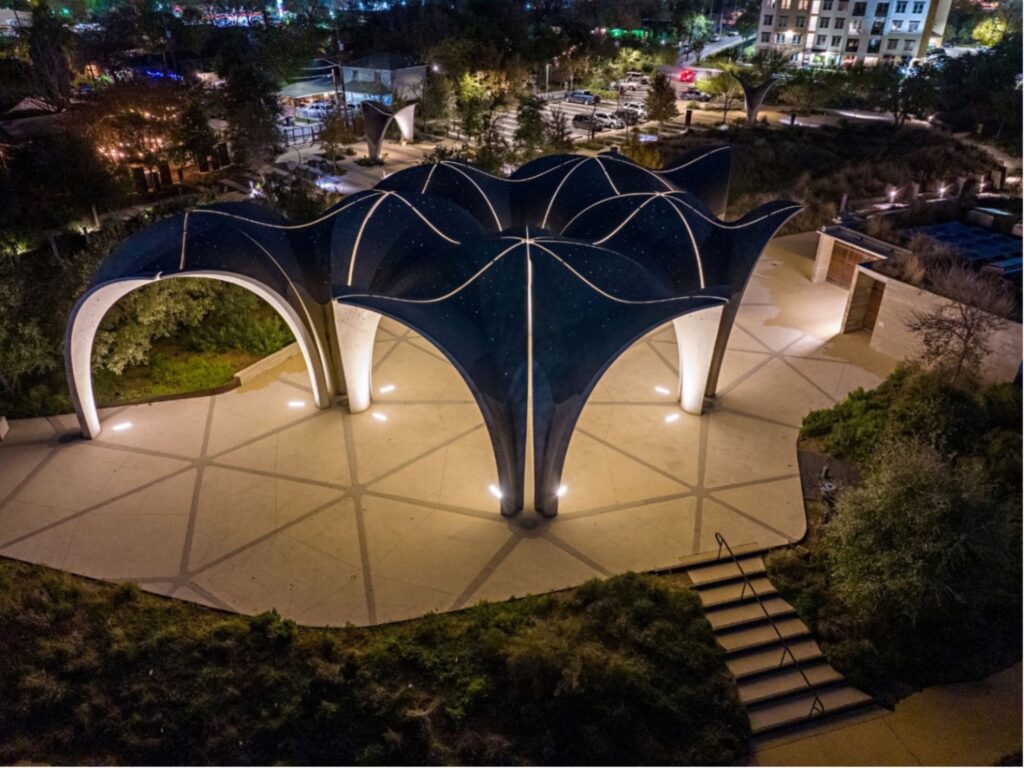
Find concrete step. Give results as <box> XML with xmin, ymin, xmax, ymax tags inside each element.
<box><xmin>748</xmin><ymin>683</ymin><xmax>874</xmax><ymax>735</ymax></box>
<box><xmin>727</xmin><ymin>637</ymin><xmax>825</xmax><ymax>680</ymax></box>
<box><xmin>705</xmin><ymin>595</ymin><xmax>795</xmax><ymax>631</ymax></box>
<box><xmin>672</xmin><ymin>541</ymin><xmax>771</xmax><ymax>571</ymax></box>
<box><xmin>738</xmin><ymin>660</ymin><xmax>844</xmax><ymax>706</ymax></box>
<box><xmin>687</xmin><ymin>554</ymin><xmax>767</xmax><ymax>587</ymax></box>
<box><xmin>717</xmin><ymin>615</ymin><xmax>811</xmax><ymax>653</ymax></box>
<box><xmin>694</xmin><ymin>575</ymin><xmax>777</xmax><ymax>608</ymax></box>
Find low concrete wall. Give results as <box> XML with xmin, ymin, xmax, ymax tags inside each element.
<box><xmin>813</xmin><ymin>226</ymin><xmax>913</xmax><ymax>285</ymax></box>
<box><xmin>853</xmin><ymin>268</ymin><xmax>1022</xmax><ymax>383</ymax></box>
<box><xmin>235</xmin><ymin>342</ymin><xmax>300</xmax><ymax>385</ymax></box>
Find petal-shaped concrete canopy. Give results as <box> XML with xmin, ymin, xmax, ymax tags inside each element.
<box><xmin>67</xmin><ymin>153</ymin><xmax>799</xmax><ymax>517</ymax></box>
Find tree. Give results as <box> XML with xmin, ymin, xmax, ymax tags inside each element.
<box><xmin>972</xmin><ymin>15</ymin><xmax>1009</xmax><ymax>46</ymax></box>
<box><xmin>906</xmin><ymin>266</ymin><xmax>1014</xmax><ymax>385</ymax></box>
<box><xmin>777</xmin><ymin>67</ymin><xmax>842</xmax><ymax>114</ymax></box>
<box><xmin>709</xmin><ymin>47</ymin><xmax>792</xmax><ymax>125</ymax></box>
<box><xmin>216</xmin><ymin>33</ymin><xmax>282</xmax><ymax>163</ymax></box>
<box><xmin>318</xmin><ymin>110</ymin><xmax>356</xmax><ymax>170</ymax></box>
<box><xmin>679</xmin><ymin>11</ymin><xmax>712</xmax><ymax>48</ymax></box>
<box><xmin>91</xmin><ymin>280</ymin><xmax>223</xmax><ymax>375</ymax></box>
<box><xmin>734</xmin><ymin>0</ymin><xmax>763</xmax><ymax>37</ymax></box>
<box><xmin>824</xmin><ymin>437</ymin><xmax>1000</xmax><ymax>628</ymax></box>
<box><xmin>27</xmin><ymin>2</ymin><xmax>73</xmax><ymax>111</ymax></box>
<box><xmin>172</xmin><ymin>91</ymin><xmax>218</xmax><ymax>167</ymax></box>
<box><xmin>419</xmin><ymin>68</ymin><xmax>452</xmax><ymax>131</ymax></box>
<box><xmin>861</xmin><ymin>62</ymin><xmax>938</xmax><ymax>128</ymax></box>
<box><xmin>514</xmin><ymin>94</ymin><xmax>546</xmax><ymax>159</ymax></box>
<box><xmin>454</xmin><ymin>73</ymin><xmax>491</xmax><ymax>142</ymax></box>
<box><xmin>472</xmin><ymin>112</ymin><xmax>513</xmax><ymax>174</ymax></box>
<box><xmin>946</xmin><ymin>0</ymin><xmax>985</xmax><ymax>43</ymax></box>
<box><xmin>543</xmin><ymin>107</ymin><xmax>574</xmax><ymax>151</ymax></box>
<box><xmin>0</xmin><ymin>257</ymin><xmax>56</xmax><ymax>397</ymax></box>
<box><xmin>700</xmin><ymin>72</ymin><xmax>743</xmax><ymax>124</ymax></box>
<box><xmin>645</xmin><ymin>71</ymin><xmax>678</xmax><ymax>125</ymax></box>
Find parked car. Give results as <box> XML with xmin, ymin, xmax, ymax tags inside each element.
<box><xmin>726</xmin><ymin>27</ymin><xmax>740</xmax><ymax>36</ymax></box>
<box><xmin>680</xmin><ymin>87</ymin><xmax>712</xmax><ymax>102</ymax></box>
<box><xmin>571</xmin><ymin>113</ymin><xmax>602</xmax><ymax>131</ymax></box>
<box><xmin>611</xmin><ymin>79</ymin><xmax>643</xmax><ymax>91</ymax></box>
<box><xmin>316</xmin><ymin>173</ymin><xmax>348</xmax><ymax>193</ymax></box>
<box><xmin>309</xmin><ymin>156</ymin><xmax>350</xmax><ymax>175</ymax></box>
<box><xmin>614</xmin><ymin>107</ymin><xmax>640</xmax><ymax>125</ymax></box>
<box><xmin>622</xmin><ymin>102</ymin><xmax>649</xmax><ymax>120</ymax></box>
<box><xmin>593</xmin><ymin>110</ymin><xmax>626</xmax><ymax>130</ymax></box>
<box><xmin>566</xmin><ymin>90</ymin><xmax>601</xmax><ymax>105</ymax></box>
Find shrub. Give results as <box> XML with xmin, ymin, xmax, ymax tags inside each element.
<box><xmin>0</xmin><ymin>567</ymin><xmax>748</xmax><ymax>765</ymax></box>
<box><xmin>776</xmin><ymin>367</ymin><xmax>1022</xmax><ymax>700</ymax></box>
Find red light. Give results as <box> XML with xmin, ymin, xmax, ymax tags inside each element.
<box><xmin>678</xmin><ymin>69</ymin><xmax>696</xmax><ymax>83</ymax></box>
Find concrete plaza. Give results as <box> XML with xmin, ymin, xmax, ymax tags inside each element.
<box><xmin>0</xmin><ymin>235</ymin><xmax>896</xmax><ymax>626</ymax></box>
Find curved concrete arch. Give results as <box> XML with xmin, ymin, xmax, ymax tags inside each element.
<box><xmin>66</xmin><ymin>271</ymin><xmax>332</xmax><ymax>439</ymax></box>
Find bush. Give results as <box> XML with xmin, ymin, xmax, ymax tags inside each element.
<box><xmin>774</xmin><ymin>367</ymin><xmax>1022</xmax><ymax>700</ymax></box>
<box><xmin>187</xmin><ymin>285</ymin><xmax>294</xmax><ymax>356</ymax></box>
<box><xmin>0</xmin><ymin>567</ymin><xmax>749</xmax><ymax>765</ymax></box>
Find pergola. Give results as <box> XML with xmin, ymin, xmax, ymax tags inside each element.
<box><xmin>66</xmin><ymin>149</ymin><xmax>799</xmax><ymax>517</ymax></box>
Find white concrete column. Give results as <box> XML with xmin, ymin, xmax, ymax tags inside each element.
<box><xmin>332</xmin><ymin>302</ymin><xmax>382</xmax><ymax>413</ymax></box>
<box><xmin>673</xmin><ymin>304</ymin><xmax>725</xmax><ymax>415</ymax></box>
<box><xmin>393</xmin><ymin>104</ymin><xmax>416</xmax><ymax>142</ymax></box>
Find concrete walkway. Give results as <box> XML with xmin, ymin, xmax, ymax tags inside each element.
<box><xmin>754</xmin><ymin>663</ymin><xmax>1023</xmax><ymax>766</ymax></box>
<box><xmin>0</xmin><ymin>235</ymin><xmax>896</xmax><ymax>626</ymax></box>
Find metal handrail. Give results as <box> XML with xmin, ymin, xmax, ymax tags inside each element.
<box><xmin>714</xmin><ymin>532</ymin><xmax>825</xmax><ymax>719</ymax></box>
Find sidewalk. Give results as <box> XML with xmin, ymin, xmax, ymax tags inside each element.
<box><xmin>753</xmin><ymin>663</ymin><xmax>1022</xmax><ymax>766</ymax></box>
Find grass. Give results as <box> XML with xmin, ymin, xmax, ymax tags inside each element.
<box><xmin>0</xmin><ymin>561</ymin><xmax>749</xmax><ymax>765</ymax></box>
<box><xmin>92</xmin><ymin>344</ymin><xmax>259</xmax><ymax>405</ymax></box>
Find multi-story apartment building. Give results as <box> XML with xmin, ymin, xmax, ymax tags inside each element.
<box><xmin>756</xmin><ymin>0</ymin><xmax>951</xmax><ymax>65</ymax></box>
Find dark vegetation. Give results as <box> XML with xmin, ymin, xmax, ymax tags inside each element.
<box><xmin>660</xmin><ymin>123</ymin><xmax>997</xmax><ymax>233</ymax></box>
<box><xmin>769</xmin><ymin>365</ymin><xmax>1022</xmax><ymax>703</ymax></box>
<box><xmin>0</xmin><ymin>564</ymin><xmax>748</xmax><ymax>765</ymax></box>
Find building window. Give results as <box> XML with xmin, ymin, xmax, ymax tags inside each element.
<box><xmin>867</xmin><ymin>37</ymin><xmax>881</xmax><ymax>52</ymax></box>
<box><xmin>819</xmin><ymin>16</ymin><xmax>830</xmax><ymax>27</ymax></box>
<box><xmin>835</xmin><ymin>16</ymin><xmax>846</xmax><ymax>26</ymax></box>
<box><xmin>904</xmin><ymin>37</ymin><xmax>915</xmax><ymax>48</ymax></box>
<box><xmin>875</xmin><ymin>2</ymin><xmax>890</xmax><ymax>14</ymax></box>
<box><xmin>793</xmin><ymin>33</ymin><xmax>803</xmax><ymax>43</ymax></box>
<box><xmin>871</xmin><ymin>20</ymin><xmax>884</xmax><ymax>33</ymax></box>
<box><xmin>912</xmin><ymin>1</ymin><xmax>924</xmax><ymax>11</ymax></box>
<box><xmin>764</xmin><ymin>13</ymin><xmax>774</xmax><ymax>24</ymax></box>
<box><xmin>776</xmin><ymin>32</ymin><xmax>787</xmax><ymax>43</ymax></box>
<box><xmin>761</xmin><ymin>31</ymin><xmax>771</xmax><ymax>41</ymax></box>
<box><xmin>892</xmin><ymin>18</ymin><xmax>903</xmax><ymax>28</ymax></box>
<box><xmin>908</xmin><ymin>19</ymin><xmax>919</xmax><ymax>30</ymax></box>
<box><xmin>832</xmin><ymin>34</ymin><xmax>842</xmax><ymax>45</ymax></box>
<box><xmin>846</xmin><ymin>36</ymin><xmax>860</xmax><ymax>50</ymax></box>
<box><xmin>887</xmin><ymin>37</ymin><xmax>898</xmax><ymax>48</ymax></box>
<box><xmin>895</xmin><ymin>0</ymin><xmax>907</xmax><ymax>10</ymax></box>
<box><xmin>816</xmin><ymin>34</ymin><xmax>827</xmax><ymax>45</ymax></box>
<box><xmin>852</xmin><ymin>1</ymin><xmax>867</xmax><ymax>14</ymax></box>
<box><xmin>851</xmin><ymin>18</ymin><xmax>863</xmax><ymax>30</ymax></box>
<box><xmin>822</xmin><ymin>0</ymin><xmax>834</xmax><ymax>8</ymax></box>
<box><xmin>779</xmin><ymin>14</ymin><xmax>789</xmax><ymax>25</ymax></box>
<box><xmin>796</xmin><ymin>15</ymin><xmax>806</xmax><ymax>26</ymax></box>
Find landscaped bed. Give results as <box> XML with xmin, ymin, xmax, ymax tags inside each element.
<box><xmin>765</xmin><ymin>365</ymin><xmax>1022</xmax><ymax>704</ymax></box>
<box><xmin>0</xmin><ymin>562</ymin><xmax>749</xmax><ymax>765</ymax></box>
